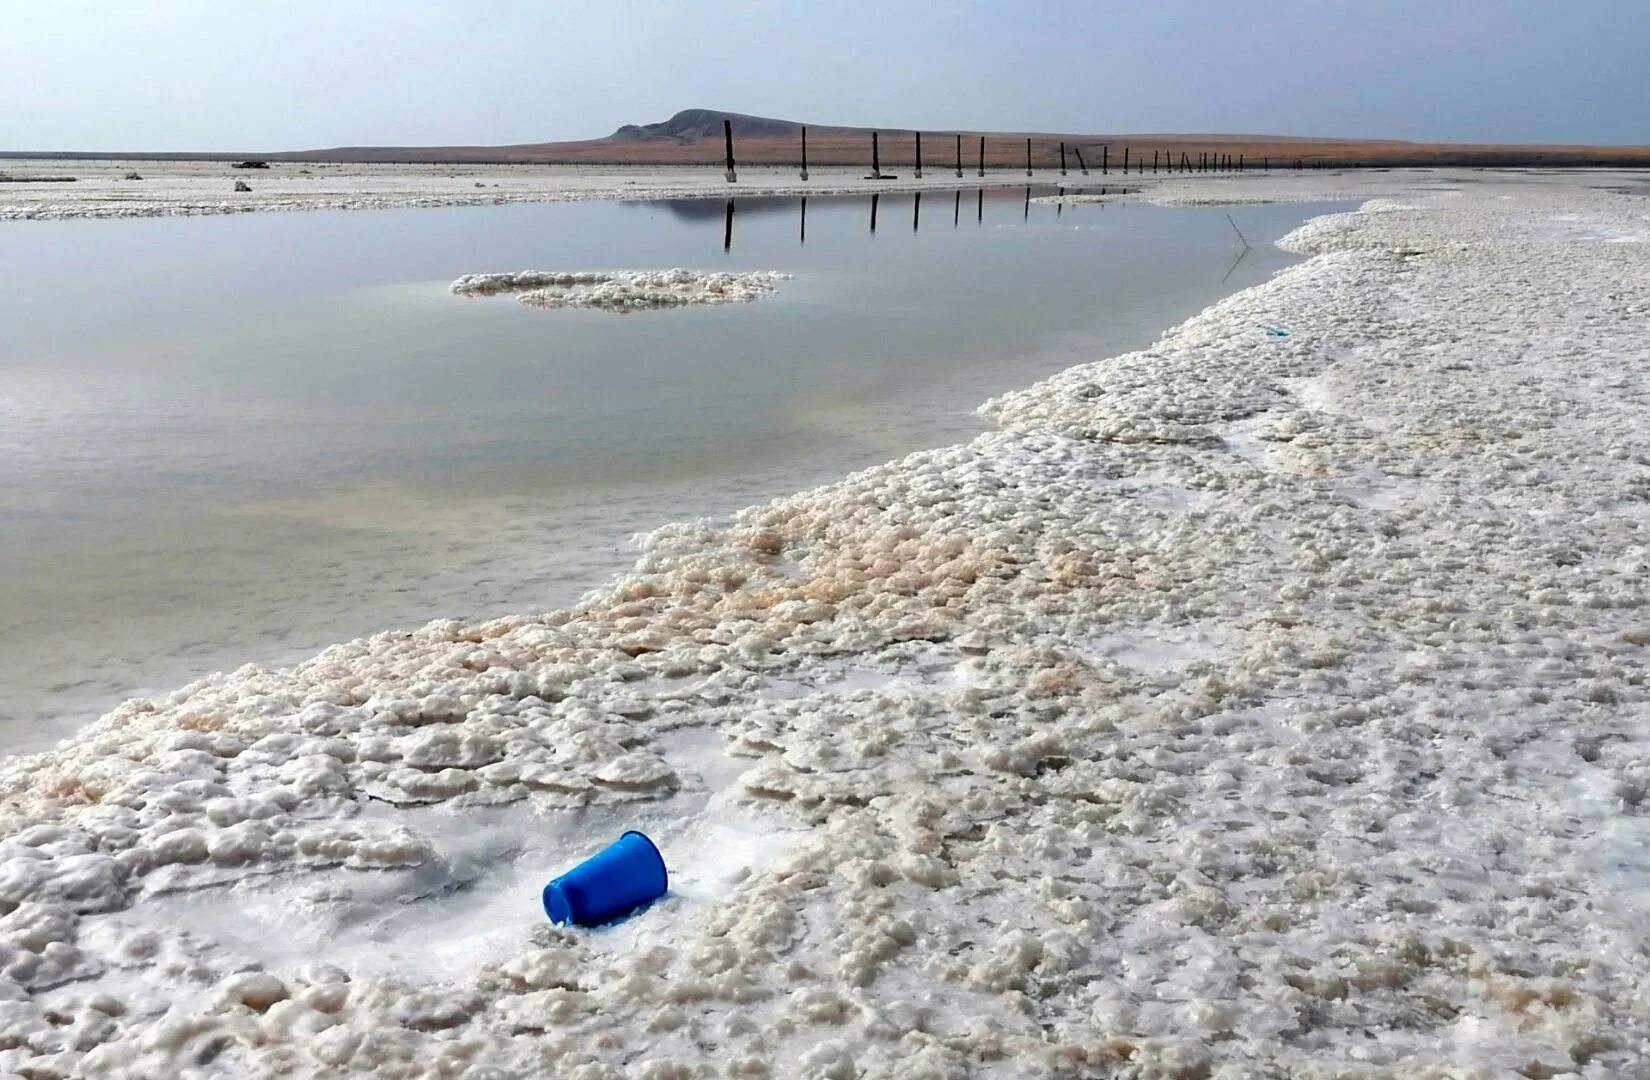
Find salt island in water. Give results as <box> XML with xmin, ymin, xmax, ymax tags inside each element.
<box><xmin>450</xmin><ymin>269</ymin><xmax>790</xmax><ymax>312</ymax></box>
<box><xmin>0</xmin><ymin>166</ymin><xmax>1647</xmax><ymax>1078</ymax></box>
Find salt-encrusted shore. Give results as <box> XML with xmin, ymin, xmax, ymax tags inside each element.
<box><xmin>0</xmin><ymin>161</ymin><xmax>1043</xmax><ymax>222</ymax></box>
<box><xmin>1</xmin><ymin>171</ymin><xmax>1648</xmax><ymax>1078</ymax></box>
<box><xmin>0</xmin><ymin>157</ymin><xmax>1531</xmax><ymax>222</ymax></box>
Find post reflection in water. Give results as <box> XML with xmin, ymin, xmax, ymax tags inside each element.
<box><xmin>704</xmin><ymin>188</ymin><xmax>1108</xmax><ymax>252</ymax></box>
<box><xmin>1057</xmin><ymin>186</ymin><xmax>1063</xmax><ymax>217</ymax></box>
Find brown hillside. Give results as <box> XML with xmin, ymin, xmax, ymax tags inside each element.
<box><xmin>272</xmin><ymin>109</ymin><xmax>1650</xmax><ymax>168</ymax></box>
<box><xmin>8</xmin><ymin>109</ymin><xmax>1648</xmax><ymax>168</ymax></box>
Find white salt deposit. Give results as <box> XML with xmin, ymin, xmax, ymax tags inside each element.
<box><xmin>1</xmin><ymin>169</ymin><xmax>1649</xmax><ymax>1076</ymax></box>
<box><xmin>0</xmin><ymin>158</ymin><xmax>1471</xmax><ymax>223</ymax></box>
<box><xmin>450</xmin><ymin>269</ymin><xmax>789</xmax><ymax>312</ymax></box>
<box><xmin>1031</xmin><ymin>192</ymin><xmax>1135</xmax><ymax>206</ymax></box>
<box><xmin>0</xmin><ymin>161</ymin><xmax>1039</xmax><ymax>222</ymax></box>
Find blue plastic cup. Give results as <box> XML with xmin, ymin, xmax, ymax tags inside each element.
<box><xmin>542</xmin><ymin>831</ymin><xmax>668</xmax><ymax>927</ymax></box>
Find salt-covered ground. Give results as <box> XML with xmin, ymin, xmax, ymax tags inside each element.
<box><xmin>3</xmin><ymin>170</ymin><xmax>1650</xmax><ymax>1077</ymax></box>
<box><xmin>0</xmin><ymin>161</ymin><xmax>1046</xmax><ymax>221</ymax></box>
<box><xmin>450</xmin><ymin>269</ymin><xmax>790</xmax><ymax>312</ymax></box>
<box><xmin>0</xmin><ymin>157</ymin><xmax>1553</xmax><ymax>222</ymax></box>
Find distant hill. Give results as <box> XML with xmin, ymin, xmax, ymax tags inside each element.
<box><xmin>7</xmin><ymin>109</ymin><xmax>1649</xmax><ymax>167</ymax></box>
<box><xmin>613</xmin><ymin>108</ymin><xmax>812</xmax><ymax>142</ymax></box>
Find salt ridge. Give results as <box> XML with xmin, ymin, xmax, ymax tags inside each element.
<box><xmin>0</xmin><ymin>171</ymin><xmax>1647</xmax><ymax>1077</ymax></box>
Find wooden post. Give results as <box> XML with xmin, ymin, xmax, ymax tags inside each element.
<box><xmin>914</xmin><ymin>131</ymin><xmax>923</xmax><ymax>180</ymax></box>
<box><xmin>955</xmin><ymin>133</ymin><xmax>963</xmax><ymax>178</ymax></box>
<box><xmin>1102</xmin><ymin>145</ymin><xmax>1108</xmax><ymax>174</ymax></box>
<box><xmin>1238</xmin><ymin>154</ymin><xmax>1243</xmax><ymax>172</ymax></box>
<box><xmin>872</xmin><ymin>131</ymin><xmax>882</xmax><ymax>179</ymax></box>
<box><xmin>1153</xmin><ymin>149</ymin><xmax>1159</xmax><ymax>174</ymax></box>
<box><xmin>1025</xmin><ymin>138</ymin><xmax>1032</xmax><ymax>177</ymax></box>
<box><xmin>799</xmin><ymin>126</ymin><xmax>809</xmax><ymax>181</ymax></box>
<box><xmin>1263</xmin><ymin>156</ymin><xmax>1268</xmax><ymax>172</ymax></box>
<box><xmin>723</xmin><ymin>198</ymin><xmax>734</xmax><ymax>250</ymax></box>
<box><xmin>1181</xmin><ymin>151</ymin><xmax>1190</xmax><ymax>172</ymax></box>
<box><xmin>1060</xmin><ymin>141</ymin><xmax>1067</xmax><ymax>176</ymax></box>
<box><xmin>978</xmin><ymin>135</ymin><xmax>986</xmax><ymax>178</ymax></box>
<box><xmin>723</xmin><ymin>119</ymin><xmax>737</xmax><ymax>183</ymax></box>
<box><xmin>1122</xmin><ymin>146</ymin><xmax>1129</xmax><ymax>174</ymax></box>
<box><xmin>1074</xmin><ymin>146</ymin><xmax>1088</xmax><ymax>175</ymax></box>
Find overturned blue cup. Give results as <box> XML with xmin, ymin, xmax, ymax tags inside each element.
<box><xmin>542</xmin><ymin>831</ymin><xmax>668</xmax><ymax>927</ymax></box>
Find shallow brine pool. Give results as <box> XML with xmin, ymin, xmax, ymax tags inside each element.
<box><xmin>0</xmin><ymin>190</ymin><xmax>1348</xmax><ymax>747</ymax></box>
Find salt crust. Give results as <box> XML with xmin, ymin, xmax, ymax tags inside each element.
<box><xmin>0</xmin><ymin>159</ymin><xmax>1499</xmax><ymax>223</ymax></box>
<box><xmin>450</xmin><ymin>269</ymin><xmax>789</xmax><ymax>312</ymax></box>
<box><xmin>1</xmin><ymin>171</ymin><xmax>1648</xmax><ymax>1077</ymax></box>
<box><xmin>0</xmin><ymin>162</ymin><xmax>1039</xmax><ymax>222</ymax></box>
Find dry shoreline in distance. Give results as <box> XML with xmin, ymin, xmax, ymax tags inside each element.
<box><xmin>7</xmin><ymin>107</ymin><xmax>1650</xmax><ymax>168</ymax></box>
<box><xmin>4</xmin><ymin>157</ymin><xmax>1646</xmax><ymax>224</ymax></box>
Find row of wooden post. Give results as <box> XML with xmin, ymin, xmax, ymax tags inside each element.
<box><xmin>722</xmin><ymin>119</ymin><xmax>1307</xmax><ymax>181</ymax></box>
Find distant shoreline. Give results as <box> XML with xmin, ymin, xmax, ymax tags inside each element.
<box><xmin>8</xmin><ymin>151</ymin><xmax>1649</xmax><ymax>168</ymax></box>
<box><xmin>4</xmin><ymin>160</ymin><xmax>1646</xmax><ymax>225</ymax></box>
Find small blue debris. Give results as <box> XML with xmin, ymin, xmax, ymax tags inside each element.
<box><xmin>1264</xmin><ymin>327</ymin><xmax>1291</xmax><ymax>340</ymax></box>
<box><xmin>543</xmin><ymin>831</ymin><xmax>668</xmax><ymax>927</ymax></box>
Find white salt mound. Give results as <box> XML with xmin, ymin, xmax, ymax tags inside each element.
<box><xmin>450</xmin><ymin>268</ymin><xmax>789</xmax><ymax>312</ymax></box>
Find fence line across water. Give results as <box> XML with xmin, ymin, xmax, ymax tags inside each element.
<box><xmin>719</xmin><ymin>125</ymin><xmax>1287</xmax><ymax>184</ymax></box>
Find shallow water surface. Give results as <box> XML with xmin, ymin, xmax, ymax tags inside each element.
<box><xmin>0</xmin><ymin>190</ymin><xmax>1348</xmax><ymax>746</ymax></box>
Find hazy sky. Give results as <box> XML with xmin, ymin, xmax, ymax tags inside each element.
<box><xmin>5</xmin><ymin>0</ymin><xmax>1646</xmax><ymax>151</ymax></box>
